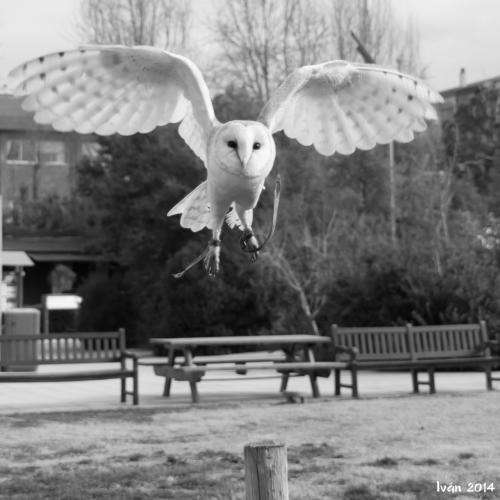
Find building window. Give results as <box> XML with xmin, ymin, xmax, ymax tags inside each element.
<box><xmin>38</xmin><ymin>141</ymin><xmax>67</xmax><ymax>165</ymax></box>
<box><xmin>5</xmin><ymin>139</ymin><xmax>67</xmax><ymax>165</ymax></box>
<box><xmin>6</xmin><ymin>139</ymin><xmax>36</xmax><ymax>163</ymax></box>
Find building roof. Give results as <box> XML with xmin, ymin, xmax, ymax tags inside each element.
<box><xmin>440</xmin><ymin>75</ymin><xmax>500</xmax><ymax>99</ymax></box>
<box><xmin>2</xmin><ymin>251</ymin><xmax>34</xmax><ymax>267</ymax></box>
<box><xmin>0</xmin><ymin>93</ymin><xmax>55</xmax><ymax>132</ymax></box>
<box><xmin>3</xmin><ymin>236</ymin><xmax>103</xmax><ymax>262</ymax></box>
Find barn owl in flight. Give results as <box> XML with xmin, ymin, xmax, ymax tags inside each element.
<box><xmin>9</xmin><ymin>46</ymin><xmax>442</xmax><ymax>276</ymax></box>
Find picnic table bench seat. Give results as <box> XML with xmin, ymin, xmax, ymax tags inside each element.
<box><xmin>138</xmin><ymin>350</ymin><xmax>287</xmax><ymax>367</ymax></box>
<box><xmin>331</xmin><ymin>321</ymin><xmax>500</xmax><ymax>395</ymax></box>
<box><xmin>0</xmin><ymin>330</ymin><xmax>138</xmax><ymax>405</ymax></box>
<box><xmin>156</xmin><ymin>361</ymin><xmax>348</xmax><ymax>378</ymax></box>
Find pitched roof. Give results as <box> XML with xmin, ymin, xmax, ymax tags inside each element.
<box><xmin>0</xmin><ymin>93</ymin><xmax>53</xmax><ymax>132</ymax></box>
<box><xmin>440</xmin><ymin>75</ymin><xmax>500</xmax><ymax>99</ymax></box>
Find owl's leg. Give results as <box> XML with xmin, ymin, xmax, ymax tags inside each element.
<box><xmin>204</xmin><ymin>208</ymin><xmax>226</xmax><ymax>277</ymax></box>
<box><xmin>235</xmin><ymin>205</ymin><xmax>260</xmax><ymax>262</ymax></box>
<box><xmin>204</xmin><ymin>229</ymin><xmax>221</xmax><ymax>277</ymax></box>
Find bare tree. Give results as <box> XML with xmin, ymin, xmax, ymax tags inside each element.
<box><xmin>211</xmin><ymin>0</ymin><xmax>330</xmax><ymax>104</ymax></box>
<box><xmin>263</xmin><ymin>211</ymin><xmax>339</xmax><ymax>335</ymax></box>
<box><xmin>78</xmin><ymin>0</ymin><xmax>192</xmax><ymax>52</ymax></box>
<box><xmin>330</xmin><ymin>0</ymin><xmax>421</xmax><ymax>73</ymax></box>
<box><xmin>211</xmin><ymin>0</ymin><xmax>421</xmax><ymax>104</ymax></box>
<box><xmin>212</xmin><ymin>0</ymin><xmax>281</xmax><ymax>104</ymax></box>
<box><xmin>281</xmin><ymin>0</ymin><xmax>330</xmax><ymax>73</ymax></box>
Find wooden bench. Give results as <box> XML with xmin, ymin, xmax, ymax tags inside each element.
<box><xmin>0</xmin><ymin>330</ymin><xmax>139</xmax><ymax>405</ymax></box>
<box><xmin>330</xmin><ymin>322</ymin><xmax>500</xmax><ymax>395</ymax></box>
<box><xmin>149</xmin><ymin>335</ymin><xmax>358</xmax><ymax>402</ymax></box>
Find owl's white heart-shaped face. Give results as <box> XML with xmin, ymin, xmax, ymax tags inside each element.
<box><xmin>210</xmin><ymin>121</ymin><xmax>276</xmax><ymax>178</ymax></box>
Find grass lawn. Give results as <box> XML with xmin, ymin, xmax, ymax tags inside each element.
<box><xmin>0</xmin><ymin>392</ymin><xmax>499</xmax><ymax>499</ymax></box>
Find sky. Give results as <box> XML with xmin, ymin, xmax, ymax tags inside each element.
<box><xmin>394</xmin><ymin>0</ymin><xmax>500</xmax><ymax>89</ymax></box>
<box><xmin>0</xmin><ymin>0</ymin><xmax>500</xmax><ymax>92</ymax></box>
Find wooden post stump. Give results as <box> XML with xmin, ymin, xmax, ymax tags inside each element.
<box><xmin>244</xmin><ymin>441</ymin><xmax>289</xmax><ymax>500</ymax></box>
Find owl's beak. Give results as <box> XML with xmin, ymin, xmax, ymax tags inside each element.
<box><xmin>238</xmin><ymin>143</ymin><xmax>253</xmax><ymax>169</ymax></box>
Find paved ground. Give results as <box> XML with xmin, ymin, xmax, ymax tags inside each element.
<box><xmin>0</xmin><ymin>363</ymin><xmax>495</xmax><ymax>414</ymax></box>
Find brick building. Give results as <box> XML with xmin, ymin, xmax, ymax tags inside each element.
<box><xmin>0</xmin><ymin>93</ymin><xmax>99</xmax><ymax>309</ymax></box>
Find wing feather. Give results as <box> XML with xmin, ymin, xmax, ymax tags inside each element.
<box><xmin>329</xmin><ymin>96</ymin><xmax>356</xmax><ymax>155</ymax></box>
<box><xmin>259</xmin><ymin>60</ymin><xmax>443</xmax><ymax>156</ymax></box>
<box><xmin>178</xmin><ymin>102</ymin><xmax>209</xmax><ymax>164</ymax></box>
<box><xmin>294</xmin><ymin>95</ymin><xmax>314</xmax><ymax>146</ymax></box>
<box><xmin>167</xmin><ymin>182</ymin><xmax>243</xmax><ymax>232</ymax></box>
<box><xmin>167</xmin><ymin>181</ymin><xmax>211</xmax><ymax>232</ymax></box>
<box><xmin>13</xmin><ymin>53</ymin><xmax>104</xmax><ymax>97</ymax></box>
<box><xmin>9</xmin><ymin>45</ymin><xmax>218</xmax><ymax>165</ymax></box>
<box><xmin>81</xmin><ymin>81</ymin><xmax>140</xmax><ymax>134</ymax></box>
<box><xmin>119</xmin><ymin>85</ymin><xmax>158</xmax><ymax>136</ymax></box>
<box><xmin>225</xmin><ymin>205</ymin><xmax>244</xmax><ymax>230</ymax></box>
<box><xmin>26</xmin><ymin>70</ymin><xmax>123</xmax><ymax>122</ymax></box>
<box><xmin>57</xmin><ymin>78</ymin><xmax>138</xmax><ymax>134</ymax></box>
<box><xmin>344</xmin><ymin>102</ymin><xmax>377</xmax><ymax>151</ymax></box>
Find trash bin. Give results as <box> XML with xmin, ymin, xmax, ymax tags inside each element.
<box><xmin>2</xmin><ymin>308</ymin><xmax>41</xmax><ymax>371</ymax></box>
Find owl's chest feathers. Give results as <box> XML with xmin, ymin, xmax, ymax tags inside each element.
<box><xmin>207</xmin><ymin>164</ymin><xmax>265</xmax><ymax>208</ymax></box>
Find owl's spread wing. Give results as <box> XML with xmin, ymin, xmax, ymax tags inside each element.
<box><xmin>258</xmin><ymin>61</ymin><xmax>443</xmax><ymax>156</ymax></box>
<box><xmin>8</xmin><ymin>45</ymin><xmax>217</xmax><ymax>164</ymax></box>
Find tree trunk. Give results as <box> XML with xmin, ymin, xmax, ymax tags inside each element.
<box><xmin>297</xmin><ymin>287</ymin><xmax>320</xmax><ymax>335</ymax></box>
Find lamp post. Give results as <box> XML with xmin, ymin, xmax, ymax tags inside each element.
<box><xmin>351</xmin><ymin>31</ymin><xmax>397</xmax><ymax>247</ymax></box>
<box><xmin>0</xmin><ymin>154</ymin><xmax>3</xmax><ymax>333</ymax></box>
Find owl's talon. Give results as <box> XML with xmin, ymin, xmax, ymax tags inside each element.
<box><xmin>204</xmin><ymin>239</ymin><xmax>221</xmax><ymax>276</ymax></box>
<box><xmin>240</xmin><ymin>230</ymin><xmax>260</xmax><ymax>262</ymax></box>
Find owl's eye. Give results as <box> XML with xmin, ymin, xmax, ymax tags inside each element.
<box><xmin>253</xmin><ymin>142</ymin><xmax>261</xmax><ymax>150</ymax></box>
<box><xmin>227</xmin><ymin>140</ymin><xmax>237</xmax><ymax>149</ymax></box>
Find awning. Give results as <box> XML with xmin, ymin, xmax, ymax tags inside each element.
<box><xmin>28</xmin><ymin>252</ymin><xmax>103</xmax><ymax>262</ymax></box>
<box><xmin>2</xmin><ymin>251</ymin><xmax>35</xmax><ymax>267</ymax></box>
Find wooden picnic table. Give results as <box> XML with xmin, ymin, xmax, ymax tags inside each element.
<box><xmin>149</xmin><ymin>335</ymin><xmax>337</xmax><ymax>402</ymax></box>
